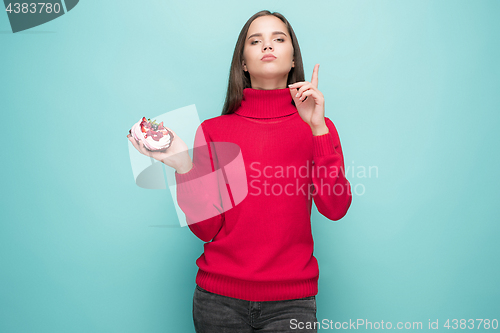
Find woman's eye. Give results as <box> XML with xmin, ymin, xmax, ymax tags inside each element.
<box><xmin>250</xmin><ymin>38</ymin><xmax>285</xmax><ymax>45</ymax></box>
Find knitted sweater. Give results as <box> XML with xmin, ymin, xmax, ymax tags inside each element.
<box><xmin>175</xmin><ymin>87</ymin><xmax>352</xmax><ymax>301</ymax></box>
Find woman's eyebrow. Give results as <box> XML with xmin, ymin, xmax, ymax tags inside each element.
<box><xmin>247</xmin><ymin>31</ymin><xmax>287</xmax><ymax>40</ymax></box>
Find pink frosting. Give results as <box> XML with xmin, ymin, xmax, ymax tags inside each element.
<box><xmin>131</xmin><ymin>119</ymin><xmax>173</xmax><ymax>151</ymax></box>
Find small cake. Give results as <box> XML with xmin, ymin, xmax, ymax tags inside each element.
<box><xmin>129</xmin><ymin>117</ymin><xmax>174</xmax><ymax>151</ymax></box>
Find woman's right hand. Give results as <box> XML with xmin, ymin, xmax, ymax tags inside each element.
<box><xmin>127</xmin><ymin>126</ymin><xmax>193</xmax><ymax>173</ymax></box>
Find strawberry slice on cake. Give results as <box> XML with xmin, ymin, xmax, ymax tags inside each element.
<box><xmin>129</xmin><ymin>117</ymin><xmax>174</xmax><ymax>151</ymax></box>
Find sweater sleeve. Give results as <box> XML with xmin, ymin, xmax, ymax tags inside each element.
<box><xmin>175</xmin><ymin>122</ymin><xmax>224</xmax><ymax>242</ymax></box>
<box><xmin>311</xmin><ymin>117</ymin><xmax>352</xmax><ymax>221</ymax></box>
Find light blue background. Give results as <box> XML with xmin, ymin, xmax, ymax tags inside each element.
<box><xmin>1</xmin><ymin>0</ymin><xmax>499</xmax><ymax>332</ymax></box>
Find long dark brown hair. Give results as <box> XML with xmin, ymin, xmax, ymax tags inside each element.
<box><xmin>221</xmin><ymin>10</ymin><xmax>305</xmax><ymax>116</ymax></box>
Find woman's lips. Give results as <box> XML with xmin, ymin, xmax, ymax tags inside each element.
<box><xmin>261</xmin><ymin>55</ymin><xmax>277</xmax><ymax>61</ymax></box>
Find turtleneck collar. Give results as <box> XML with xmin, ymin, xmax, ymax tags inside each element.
<box><xmin>234</xmin><ymin>87</ymin><xmax>298</xmax><ymax>119</ymax></box>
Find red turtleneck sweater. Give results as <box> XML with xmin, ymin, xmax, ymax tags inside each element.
<box><xmin>175</xmin><ymin>88</ymin><xmax>352</xmax><ymax>301</ymax></box>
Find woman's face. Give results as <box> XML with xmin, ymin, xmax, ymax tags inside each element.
<box><xmin>242</xmin><ymin>15</ymin><xmax>295</xmax><ymax>89</ymax></box>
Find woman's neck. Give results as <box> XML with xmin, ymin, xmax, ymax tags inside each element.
<box><xmin>234</xmin><ymin>87</ymin><xmax>298</xmax><ymax>119</ymax></box>
<box><xmin>248</xmin><ymin>75</ymin><xmax>289</xmax><ymax>90</ymax></box>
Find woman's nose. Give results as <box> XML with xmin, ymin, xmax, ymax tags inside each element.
<box><xmin>263</xmin><ymin>43</ymin><xmax>273</xmax><ymax>51</ymax></box>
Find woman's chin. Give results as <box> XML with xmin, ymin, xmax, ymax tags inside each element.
<box><xmin>252</xmin><ymin>69</ymin><xmax>290</xmax><ymax>80</ymax></box>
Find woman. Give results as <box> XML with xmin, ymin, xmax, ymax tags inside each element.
<box><xmin>128</xmin><ymin>10</ymin><xmax>352</xmax><ymax>333</ymax></box>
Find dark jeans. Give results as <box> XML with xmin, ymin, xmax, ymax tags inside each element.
<box><xmin>193</xmin><ymin>284</ymin><xmax>318</xmax><ymax>333</ymax></box>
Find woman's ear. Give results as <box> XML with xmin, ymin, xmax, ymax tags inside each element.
<box><xmin>292</xmin><ymin>59</ymin><xmax>295</xmax><ymax>68</ymax></box>
<box><xmin>242</xmin><ymin>60</ymin><xmax>247</xmax><ymax>72</ymax></box>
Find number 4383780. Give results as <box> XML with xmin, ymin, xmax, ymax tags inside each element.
<box><xmin>5</xmin><ymin>3</ymin><xmax>62</xmax><ymax>14</ymax></box>
<box><xmin>444</xmin><ymin>319</ymin><xmax>498</xmax><ymax>329</ymax></box>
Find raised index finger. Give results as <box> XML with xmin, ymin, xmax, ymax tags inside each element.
<box><xmin>311</xmin><ymin>64</ymin><xmax>319</xmax><ymax>88</ymax></box>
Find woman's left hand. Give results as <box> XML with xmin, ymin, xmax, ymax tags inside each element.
<box><xmin>289</xmin><ymin>64</ymin><xmax>329</xmax><ymax>136</ymax></box>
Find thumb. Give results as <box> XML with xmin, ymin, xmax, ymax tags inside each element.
<box><xmin>289</xmin><ymin>87</ymin><xmax>305</xmax><ymax>104</ymax></box>
<box><xmin>164</xmin><ymin>127</ymin><xmax>176</xmax><ymax>136</ymax></box>
<box><xmin>289</xmin><ymin>87</ymin><xmax>299</xmax><ymax>102</ymax></box>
